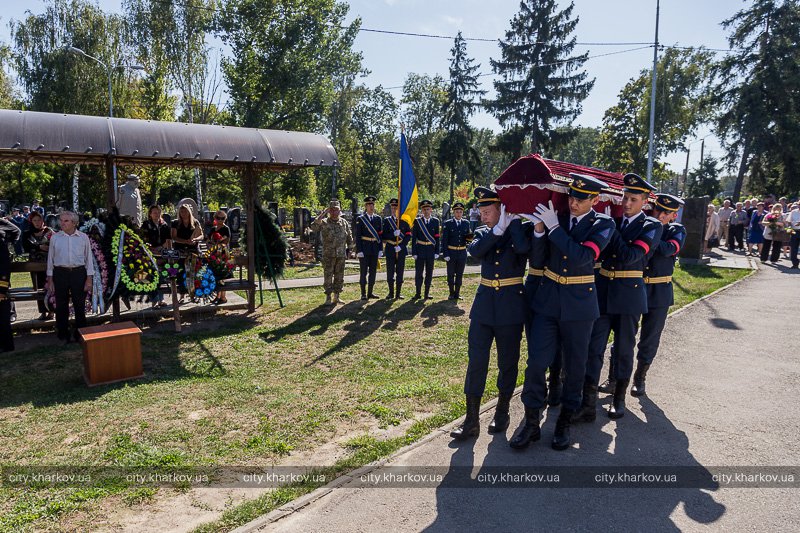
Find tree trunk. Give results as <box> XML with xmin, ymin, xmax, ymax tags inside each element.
<box><xmin>449</xmin><ymin>170</ymin><xmax>455</xmax><ymax>204</ymax></box>
<box><xmin>733</xmin><ymin>138</ymin><xmax>751</xmax><ymax>202</ymax></box>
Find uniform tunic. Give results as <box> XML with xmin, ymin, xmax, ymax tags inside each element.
<box><xmin>441</xmin><ymin>217</ymin><xmax>472</xmax><ymax>290</ymax></box>
<box><xmin>354</xmin><ymin>213</ymin><xmax>383</xmax><ymax>291</ymax></box>
<box><xmin>464</xmin><ymin>219</ymin><xmax>530</xmax><ymax>397</ymax></box>
<box><xmin>412</xmin><ymin>216</ymin><xmax>440</xmax><ymax>293</ymax></box>
<box><xmin>381</xmin><ymin>216</ymin><xmax>412</xmax><ymax>289</ymax></box>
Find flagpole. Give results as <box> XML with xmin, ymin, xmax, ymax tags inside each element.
<box><xmin>397</xmin><ymin>126</ymin><xmax>404</xmax><ymax>276</ymax></box>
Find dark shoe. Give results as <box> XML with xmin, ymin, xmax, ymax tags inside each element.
<box><xmin>395</xmin><ymin>293</ymin><xmax>404</xmax><ymax>299</ymax></box>
<box><xmin>450</xmin><ymin>395</ymin><xmax>482</xmax><ymax>440</ymax></box>
<box><xmin>509</xmin><ymin>407</ymin><xmax>541</xmax><ymax>449</ymax></box>
<box><xmin>385</xmin><ymin>288</ymin><xmax>394</xmax><ymax>299</ymax></box>
<box><xmin>37</xmin><ymin>312</ymin><xmax>49</xmax><ymax>321</ymax></box>
<box><xmin>361</xmin><ymin>293</ymin><xmax>368</xmax><ymax>301</ymax></box>
<box><xmin>631</xmin><ymin>362</ymin><xmax>651</xmax><ymax>397</ymax></box>
<box><xmin>368</xmin><ymin>293</ymin><xmax>379</xmax><ymax>299</ymax></box>
<box><xmin>608</xmin><ymin>379</ymin><xmax>630</xmax><ymax>419</ymax></box>
<box><xmin>424</xmin><ymin>288</ymin><xmax>432</xmax><ymax>300</ymax></box>
<box><xmin>552</xmin><ymin>408</ymin><xmax>574</xmax><ymax>451</ymax></box>
<box><xmin>487</xmin><ymin>394</ymin><xmax>513</xmax><ymax>433</ymax></box>
<box><xmin>547</xmin><ymin>371</ymin><xmax>562</xmax><ymax>407</ymax></box>
<box><xmin>412</xmin><ymin>292</ymin><xmax>421</xmax><ymax>300</ymax></box>
<box><xmin>454</xmin><ymin>286</ymin><xmax>463</xmax><ymax>300</ymax></box>
<box><xmin>571</xmin><ymin>382</ymin><xmax>598</xmax><ymax>423</ymax></box>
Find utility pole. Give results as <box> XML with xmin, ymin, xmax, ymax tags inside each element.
<box><xmin>699</xmin><ymin>138</ymin><xmax>705</xmax><ymax>165</ymax></box>
<box><xmin>646</xmin><ymin>0</ymin><xmax>660</xmax><ymax>181</ymax></box>
<box><xmin>682</xmin><ymin>147</ymin><xmax>690</xmax><ymax>193</ymax></box>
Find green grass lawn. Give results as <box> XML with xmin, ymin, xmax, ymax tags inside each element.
<box><xmin>0</xmin><ymin>264</ymin><xmax>751</xmax><ymax>532</ymax></box>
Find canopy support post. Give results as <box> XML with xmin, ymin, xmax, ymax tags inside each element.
<box><xmin>244</xmin><ymin>166</ymin><xmax>257</xmax><ymax>313</ymax></box>
<box><xmin>106</xmin><ymin>157</ymin><xmax>120</xmax><ymax>322</ymax></box>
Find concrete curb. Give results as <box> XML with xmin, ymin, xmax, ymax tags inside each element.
<box><xmin>232</xmin><ymin>263</ymin><xmax>759</xmax><ymax>533</ymax></box>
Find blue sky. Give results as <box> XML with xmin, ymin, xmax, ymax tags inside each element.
<box><xmin>1</xmin><ymin>0</ymin><xmax>745</xmax><ymax>173</ymax></box>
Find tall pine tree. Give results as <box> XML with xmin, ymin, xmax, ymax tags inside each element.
<box><xmin>713</xmin><ymin>0</ymin><xmax>800</xmax><ymax>198</ymax></box>
<box><xmin>438</xmin><ymin>32</ymin><xmax>485</xmax><ymax>202</ymax></box>
<box><xmin>488</xmin><ymin>0</ymin><xmax>593</xmax><ymax>160</ymax></box>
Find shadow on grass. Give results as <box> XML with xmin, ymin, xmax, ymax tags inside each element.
<box><xmin>421</xmin><ymin>300</ymin><xmax>466</xmax><ymax>328</ymax></box>
<box><xmin>678</xmin><ymin>264</ymin><xmax>723</xmax><ymax>279</ymax></box>
<box><xmin>0</xmin><ymin>314</ymin><xmax>257</xmax><ymax>409</ymax></box>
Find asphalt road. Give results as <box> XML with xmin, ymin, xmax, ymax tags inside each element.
<box><xmin>242</xmin><ymin>262</ymin><xmax>800</xmax><ymax>532</ymax></box>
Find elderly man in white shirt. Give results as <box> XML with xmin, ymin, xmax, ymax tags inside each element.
<box><xmin>787</xmin><ymin>203</ymin><xmax>800</xmax><ymax>269</ymax></box>
<box><xmin>46</xmin><ymin>211</ymin><xmax>95</xmax><ymax>343</ymax></box>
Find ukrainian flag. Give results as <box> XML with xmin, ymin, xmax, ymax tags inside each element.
<box><xmin>398</xmin><ymin>132</ymin><xmax>419</xmax><ymax>227</ymax></box>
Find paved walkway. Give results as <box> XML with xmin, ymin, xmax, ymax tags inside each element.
<box><xmin>239</xmin><ymin>260</ymin><xmax>799</xmax><ymax>532</ymax></box>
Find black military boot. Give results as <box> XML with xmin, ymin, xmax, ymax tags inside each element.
<box><xmin>487</xmin><ymin>393</ymin><xmax>513</xmax><ymax>433</ymax></box>
<box><xmin>448</xmin><ymin>283</ymin><xmax>455</xmax><ymax>300</ymax></box>
<box><xmin>368</xmin><ymin>283</ymin><xmax>379</xmax><ymax>299</ymax></box>
<box><xmin>631</xmin><ymin>362</ymin><xmax>651</xmax><ymax>397</ymax></box>
<box><xmin>413</xmin><ymin>286</ymin><xmax>422</xmax><ymax>299</ymax></box>
<box><xmin>608</xmin><ymin>379</ymin><xmax>630</xmax><ymax>419</ymax></box>
<box><xmin>450</xmin><ymin>395</ymin><xmax>482</xmax><ymax>440</ymax></box>
<box><xmin>454</xmin><ymin>284</ymin><xmax>463</xmax><ymax>300</ymax></box>
<box><xmin>395</xmin><ymin>283</ymin><xmax>404</xmax><ymax>299</ymax></box>
<box><xmin>509</xmin><ymin>407</ymin><xmax>540</xmax><ymax>449</ymax></box>
<box><xmin>385</xmin><ymin>287</ymin><xmax>395</xmax><ymax>299</ymax></box>
<box><xmin>360</xmin><ymin>285</ymin><xmax>367</xmax><ymax>301</ymax></box>
<box><xmin>571</xmin><ymin>381</ymin><xmax>598</xmax><ymax>423</ymax></box>
<box><xmin>424</xmin><ymin>286</ymin><xmax>433</xmax><ymax>300</ymax></box>
<box><xmin>547</xmin><ymin>371</ymin><xmax>562</xmax><ymax>407</ymax></box>
<box><xmin>598</xmin><ymin>363</ymin><xmax>616</xmax><ymax>394</ymax></box>
<box><xmin>551</xmin><ymin>408</ymin><xmax>574</xmax><ymax>451</ymax></box>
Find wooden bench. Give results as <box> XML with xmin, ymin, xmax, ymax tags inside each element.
<box><xmin>9</xmin><ymin>262</ymin><xmax>46</xmax><ymax>302</ymax></box>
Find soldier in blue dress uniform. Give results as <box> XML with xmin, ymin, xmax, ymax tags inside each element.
<box><xmin>451</xmin><ymin>187</ymin><xmax>530</xmax><ymax>440</ymax></box>
<box><xmin>354</xmin><ymin>195</ymin><xmax>383</xmax><ymax>300</ymax></box>
<box><xmin>381</xmin><ymin>198</ymin><xmax>412</xmax><ymax>299</ymax></box>
<box><xmin>574</xmin><ymin>173</ymin><xmax>663</xmax><ymax>422</ymax></box>
<box><xmin>510</xmin><ymin>175</ymin><xmax>615</xmax><ymax>450</ymax></box>
<box><xmin>632</xmin><ymin>193</ymin><xmax>686</xmax><ymax>397</ymax></box>
<box><xmin>441</xmin><ymin>202</ymin><xmax>473</xmax><ymax>300</ymax></box>
<box><xmin>412</xmin><ymin>200</ymin><xmax>440</xmax><ymax>300</ymax></box>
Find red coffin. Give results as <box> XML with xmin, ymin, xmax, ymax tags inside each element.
<box><xmin>494</xmin><ymin>154</ymin><xmax>626</xmax><ymax>218</ymax></box>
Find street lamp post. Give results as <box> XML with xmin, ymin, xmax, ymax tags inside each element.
<box><xmin>66</xmin><ymin>46</ymin><xmax>145</xmax><ymax>209</ymax></box>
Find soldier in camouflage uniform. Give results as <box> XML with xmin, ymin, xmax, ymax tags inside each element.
<box><xmin>310</xmin><ymin>200</ymin><xmax>354</xmax><ymax>305</ymax></box>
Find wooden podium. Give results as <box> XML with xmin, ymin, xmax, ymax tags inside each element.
<box><xmin>79</xmin><ymin>322</ymin><xmax>144</xmax><ymax>386</ymax></box>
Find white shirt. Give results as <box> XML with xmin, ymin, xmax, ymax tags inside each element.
<box><xmin>786</xmin><ymin>209</ymin><xmax>800</xmax><ymax>230</ymax></box>
<box><xmin>621</xmin><ymin>211</ymin><xmax>644</xmax><ymax>229</ymax></box>
<box><xmin>46</xmin><ymin>230</ymin><xmax>95</xmax><ymax>276</ymax></box>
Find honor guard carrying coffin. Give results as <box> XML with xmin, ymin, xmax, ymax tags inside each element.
<box><xmin>354</xmin><ymin>196</ymin><xmax>383</xmax><ymax>300</ymax></box>
<box><xmin>632</xmin><ymin>193</ymin><xmax>686</xmax><ymax>397</ymax></box>
<box><xmin>451</xmin><ymin>187</ymin><xmax>530</xmax><ymax>440</ymax></box>
<box><xmin>381</xmin><ymin>199</ymin><xmax>412</xmax><ymax>299</ymax></box>
<box><xmin>510</xmin><ymin>175</ymin><xmax>615</xmax><ymax>450</ymax></box>
<box><xmin>412</xmin><ymin>200</ymin><xmax>440</xmax><ymax>300</ymax></box>
<box><xmin>576</xmin><ymin>173</ymin><xmax>663</xmax><ymax>422</ymax></box>
<box><xmin>310</xmin><ymin>200</ymin><xmax>354</xmax><ymax>305</ymax></box>
<box><xmin>441</xmin><ymin>202</ymin><xmax>473</xmax><ymax>300</ymax></box>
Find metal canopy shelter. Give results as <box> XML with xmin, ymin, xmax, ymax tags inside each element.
<box><xmin>0</xmin><ymin>109</ymin><xmax>339</xmax><ymax>315</ymax></box>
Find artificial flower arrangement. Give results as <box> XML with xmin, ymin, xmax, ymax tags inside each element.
<box><xmin>183</xmin><ymin>255</ymin><xmax>217</xmax><ymax>303</ymax></box>
<box><xmin>80</xmin><ymin>218</ymin><xmax>109</xmax><ymax>314</ymax></box>
<box><xmin>111</xmin><ymin>224</ymin><xmax>160</xmax><ymax>296</ymax></box>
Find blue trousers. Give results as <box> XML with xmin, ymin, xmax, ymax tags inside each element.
<box><xmin>359</xmin><ymin>254</ymin><xmax>378</xmax><ymax>290</ymax></box>
<box><xmin>446</xmin><ymin>251</ymin><xmax>467</xmax><ymax>289</ymax></box>
<box><xmin>385</xmin><ymin>248</ymin><xmax>406</xmax><ymax>288</ymax></box>
<box><xmin>464</xmin><ymin>321</ymin><xmax>523</xmax><ymax>397</ymax></box>
<box><xmin>586</xmin><ymin>313</ymin><xmax>640</xmax><ymax>384</ymax></box>
<box><xmin>522</xmin><ymin>314</ymin><xmax>594</xmax><ymax>411</ymax></box>
<box><xmin>415</xmin><ymin>254</ymin><xmax>435</xmax><ymax>292</ymax></box>
<box><xmin>637</xmin><ymin>306</ymin><xmax>670</xmax><ymax>365</ymax></box>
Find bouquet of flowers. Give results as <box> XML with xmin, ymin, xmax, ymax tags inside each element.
<box><xmin>206</xmin><ymin>234</ymin><xmax>235</xmax><ymax>282</ymax></box>
<box><xmin>183</xmin><ymin>255</ymin><xmax>217</xmax><ymax>303</ymax></box>
<box><xmin>111</xmin><ymin>224</ymin><xmax>160</xmax><ymax>296</ymax></box>
<box><xmin>765</xmin><ymin>213</ymin><xmax>781</xmax><ymax>231</ymax></box>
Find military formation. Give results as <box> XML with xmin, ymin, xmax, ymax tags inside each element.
<box><xmin>312</xmin><ymin>195</ymin><xmax>473</xmax><ymax>303</ymax></box>
<box><xmin>450</xmin><ymin>174</ymin><xmax>686</xmax><ymax>453</ymax></box>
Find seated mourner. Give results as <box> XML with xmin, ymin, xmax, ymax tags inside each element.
<box><xmin>22</xmin><ymin>212</ymin><xmax>54</xmax><ymax>320</ymax></box>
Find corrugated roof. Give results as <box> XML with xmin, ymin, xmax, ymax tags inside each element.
<box><xmin>0</xmin><ymin>110</ymin><xmax>339</xmax><ymax>169</ymax></box>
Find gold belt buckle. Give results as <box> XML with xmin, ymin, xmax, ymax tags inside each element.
<box><xmin>607</xmin><ymin>270</ymin><xmax>616</xmax><ymax>279</ymax></box>
<box><xmin>558</xmin><ymin>275</ymin><xmax>567</xmax><ymax>284</ymax></box>
<box><xmin>491</xmin><ymin>279</ymin><xmax>500</xmax><ymax>288</ymax></box>
<box><xmin>643</xmin><ymin>276</ymin><xmax>650</xmax><ymax>283</ymax></box>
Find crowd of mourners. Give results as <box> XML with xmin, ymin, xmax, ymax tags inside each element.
<box><xmin>704</xmin><ymin>196</ymin><xmax>800</xmax><ymax>268</ymax></box>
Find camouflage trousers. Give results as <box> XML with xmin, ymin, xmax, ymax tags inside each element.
<box><xmin>322</xmin><ymin>256</ymin><xmax>346</xmax><ymax>295</ymax></box>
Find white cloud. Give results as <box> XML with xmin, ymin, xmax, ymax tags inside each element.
<box><xmin>443</xmin><ymin>15</ymin><xmax>464</xmax><ymax>27</ymax></box>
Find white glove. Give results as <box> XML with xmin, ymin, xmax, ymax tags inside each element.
<box><xmin>357</xmin><ymin>252</ymin><xmax>364</xmax><ymax>258</ymax></box>
<box><xmin>444</xmin><ymin>256</ymin><xmax>450</xmax><ymax>262</ymax></box>
<box><xmin>434</xmin><ymin>254</ymin><xmax>440</xmax><ymax>259</ymax></box>
<box><xmin>378</xmin><ymin>251</ymin><xmax>383</xmax><ymax>258</ymax></box>
<box><xmin>519</xmin><ymin>213</ymin><xmax>541</xmax><ymax>224</ymax></box>
<box><xmin>394</xmin><ymin>229</ymin><xmax>401</xmax><ymax>237</ymax></box>
<box><xmin>412</xmin><ymin>255</ymin><xmax>418</xmax><ymax>260</ymax></box>
<box><xmin>492</xmin><ymin>204</ymin><xmax>511</xmax><ymax>235</ymax></box>
<box><xmin>534</xmin><ymin>200</ymin><xmax>560</xmax><ymax>230</ymax></box>
<box><xmin>604</xmin><ymin>205</ymin><xmax>611</xmax><ymax>217</ymax></box>
<box><xmin>394</xmin><ymin>245</ymin><xmax>401</xmax><ymax>253</ymax></box>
